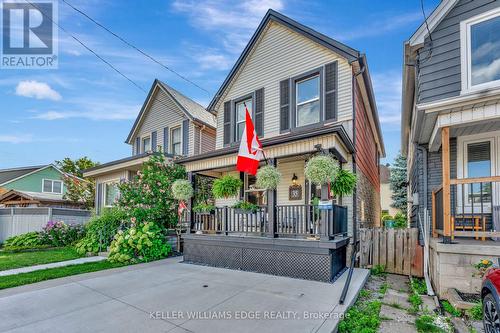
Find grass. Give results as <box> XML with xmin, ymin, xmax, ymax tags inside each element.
<box><xmin>0</xmin><ymin>260</ymin><xmax>126</xmax><ymax>290</ymax></box>
<box><xmin>441</xmin><ymin>300</ymin><xmax>462</xmax><ymax>317</ymax></box>
<box><xmin>410</xmin><ymin>277</ymin><xmax>427</xmax><ymax>295</ymax></box>
<box><xmin>467</xmin><ymin>302</ymin><xmax>483</xmax><ymax>321</ymax></box>
<box><xmin>0</xmin><ymin>247</ymin><xmax>82</xmax><ymax>271</ymax></box>
<box><xmin>370</xmin><ymin>264</ymin><xmax>387</xmax><ymax>276</ymax></box>
<box><xmin>338</xmin><ymin>299</ymin><xmax>382</xmax><ymax>333</ymax></box>
<box><xmin>415</xmin><ymin>314</ymin><xmax>448</xmax><ymax>333</ymax></box>
<box><xmin>379</xmin><ymin>282</ymin><xmax>389</xmax><ymax>295</ymax></box>
<box><xmin>408</xmin><ymin>293</ymin><xmax>423</xmax><ymax>314</ymax></box>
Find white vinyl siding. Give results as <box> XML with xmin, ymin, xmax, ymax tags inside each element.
<box><xmin>214</xmin><ymin>21</ymin><xmax>353</xmax><ymax>149</ymax></box>
<box><xmin>276</xmin><ymin>159</ymin><xmax>305</xmax><ymax>205</ymax></box>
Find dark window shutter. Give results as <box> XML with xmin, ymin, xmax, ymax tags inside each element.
<box><xmin>182</xmin><ymin>119</ymin><xmax>189</xmax><ymax>156</ymax></box>
<box><xmin>163</xmin><ymin>127</ymin><xmax>169</xmax><ymax>153</ymax></box>
<box><xmin>254</xmin><ymin>88</ymin><xmax>264</xmax><ymax>137</ymax></box>
<box><xmin>223</xmin><ymin>101</ymin><xmax>231</xmax><ymax>145</ymax></box>
<box><xmin>135</xmin><ymin>137</ymin><xmax>140</xmax><ymax>155</ymax></box>
<box><xmin>325</xmin><ymin>61</ymin><xmax>338</xmax><ymax>121</ymax></box>
<box><xmin>151</xmin><ymin>131</ymin><xmax>157</xmax><ymax>152</ymax></box>
<box><xmin>280</xmin><ymin>79</ymin><xmax>290</xmax><ymax>131</ymax></box>
<box><xmin>96</xmin><ymin>183</ymin><xmax>102</xmax><ymax>215</ymax></box>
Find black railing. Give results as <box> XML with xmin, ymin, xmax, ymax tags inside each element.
<box><xmin>191</xmin><ymin>207</ymin><xmax>268</xmax><ymax>236</ymax></box>
<box><xmin>276</xmin><ymin>204</ymin><xmax>319</xmax><ymax>237</ymax></box>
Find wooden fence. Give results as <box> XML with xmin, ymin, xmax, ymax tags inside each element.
<box><xmin>359</xmin><ymin>228</ymin><xmax>423</xmax><ymax>277</ymax></box>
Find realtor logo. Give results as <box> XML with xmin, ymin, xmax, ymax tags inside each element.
<box><xmin>1</xmin><ymin>0</ymin><xmax>58</xmax><ymax>69</ymax></box>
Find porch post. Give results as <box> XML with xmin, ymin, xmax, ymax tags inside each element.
<box><xmin>267</xmin><ymin>158</ymin><xmax>277</xmax><ymax>238</ymax></box>
<box><xmin>441</xmin><ymin>127</ymin><xmax>452</xmax><ymax>243</ymax></box>
<box><xmin>320</xmin><ymin>184</ymin><xmax>329</xmax><ymax>240</ymax></box>
<box><xmin>186</xmin><ymin>172</ymin><xmax>194</xmax><ymax>234</ymax></box>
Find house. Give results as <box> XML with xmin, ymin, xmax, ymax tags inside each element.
<box><xmin>83</xmin><ymin>79</ymin><xmax>217</xmax><ymax>214</ymax></box>
<box><xmin>0</xmin><ymin>164</ymin><xmax>82</xmax><ymax>208</ymax></box>
<box><xmin>402</xmin><ymin>0</ymin><xmax>500</xmax><ymax>295</ymax></box>
<box><xmin>177</xmin><ymin>10</ymin><xmax>385</xmax><ymax>282</ymax></box>
<box><xmin>380</xmin><ymin>164</ymin><xmax>399</xmax><ymax>219</ymax></box>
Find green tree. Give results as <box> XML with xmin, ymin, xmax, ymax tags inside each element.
<box><xmin>390</xmin><ymin>153</ymin><xmax>408</xmax><ymax>212</ymax></box>
<box><xmin>55</xmin><ymin>157</ymin><xmax>99</xmax><ymax>209</ymax></box>
<box><xmin>117</xmin><ymin>154</ymin><xmax>186</xmax><ymax>229</ymax></box>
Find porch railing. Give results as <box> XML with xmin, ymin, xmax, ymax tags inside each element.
<box><xmin>185</xmin><ymin>203</ymin><xmax>347</xmax><ymax>240</ymax></box>
<box><xmin>432</xmin><ymin>176</ymin><xmax>500</xmax><ymax>241</ymax></box>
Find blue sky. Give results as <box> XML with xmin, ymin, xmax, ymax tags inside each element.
<box><xmin>0</xmin><ymin>0</ymin><xmax>440</xmax><ymax>169</ymax></box>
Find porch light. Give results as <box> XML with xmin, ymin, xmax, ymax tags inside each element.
<box><xmin>292</xmin><ymin>173</ymin><xmax>298</xmax><ymax>185</ymax></box>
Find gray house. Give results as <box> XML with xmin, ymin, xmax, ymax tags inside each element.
<box><xmin>83</xmin><ymin>79</ymin><xmax>216</xmax><ymax>213</ymax></box>
<box><xmin>402</xmin><ymin>0</ymin><xmax>500</xmax><ymax>295</ymax></box>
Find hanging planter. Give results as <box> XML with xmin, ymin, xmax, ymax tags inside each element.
<box><xmin>256</xmin><ymin>165</ymin><xmax>281</xmax><ymax>190</ymax></box>
<box><xmin>171</xmin><ymin>179</ymin><xmax>193</xmax><ymax>201</ymax></box>
<box><xmin>193</xmin><ymin>203</ymin><xmax>216</xmax><ymax>215</ymax></box>
<box><xmin>304</xmin><ymin>155</ymin><xmax>339</xmax><ymax>186</ymax></box>
<box><xmin>330</xmin><ymin>169</ymin><xmax>357</xmax><ymax>197</ymax></box>
<box><xmin>212</xmin><ymin>175</ymin><xmax>242</xmax><ymax>199</ymax></box>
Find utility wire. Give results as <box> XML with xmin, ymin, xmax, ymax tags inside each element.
<box><xmin>24</xmin><ymin>0</ymin><xmax>147</xmax><ymax>93</ymax></box>
<box><xmin>60</xmin><ymin>0</ymin><xmax>211</xmax><ymax>95</ymax></box>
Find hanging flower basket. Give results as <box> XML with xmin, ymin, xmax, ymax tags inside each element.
<box><xmin>171</xmin><ymin>179</ymin><xmax>193</xmax><ymax>201</ymax></box>
<box><xmin>304</xmin><ymin>155</ymin><xmax>339</xmax><ymax>186</ymax></box>
<box><xmin>212</xmin><ymin>175</ymin><xmax>242</xmax><ymax>199</ymax></box>
<box><xmin>256</xmin><ymin>165</ymin><xmax>281</xmax><ymax>190</ymax></box>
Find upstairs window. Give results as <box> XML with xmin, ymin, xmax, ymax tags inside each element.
<box><xmin>295</xmin><ymin>74</ymin><xmax>320</xmax><ymax>127</ymax></box>
<box><xmin>235</xmin><ymin>98</ymin><xmax>252</xmax><ymax>141</ymax></box>
<box><xmin>42</xmin><ymin>179</ymin><xmax>63</xmax><ymax>194</ymax></box>
<box><xmin>462</xmin><ymin>8</ymin><xmax>500</xmax><ymax>91</ymax></box>
<box><xmin>142</xmin><ymin>136</ymin><xmax>151</xmax><ymax>153</ymax></box>
<box><xmin>171</xmin><ymin>127</ymin><xmax>182</xmax><ymax>155</ymax></box>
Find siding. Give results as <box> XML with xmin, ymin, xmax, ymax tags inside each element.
<box><xmin>200</xmin><ymin>128</ymin><xmax>216</xmax><ymax>154</ymax></box>
<box><xmin>417</xmin><ymin>0</ymin><xmax>498</xmax><ymax>103</ymax></box>
<box><xmin>276</xmin><ymin>159</ymin><xmax>305</xmax><ymax>205</ymax></box>
<box><xmin>3</xmin><ymin>166</ymin><xmax>66</xmax><ymax>194</ymax></box>
<box><xmin>214</xmin><ymin>21</ymin><xmax>353</xmax><ymax>149</ymax></box>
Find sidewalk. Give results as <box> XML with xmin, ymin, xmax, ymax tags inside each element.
<box><xmin>0</xmin><ymin>256</ymin><xmax>107</xmax><ymax>277</ymax></box>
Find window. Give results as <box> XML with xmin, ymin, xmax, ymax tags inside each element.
<box><xmin>461</xmin><ymin>8</ymin><xmax>500</xmax><ymax>91</ymax></box>
<box><xmin>296</xmin><ymin>74</ymin><xmax>320</xmax><ymax>127</ymax></box>
<box><xmin>235</xmin><ymin>98</ymin><xmax>252</xmax><ymax>141</ymax></box>
<box><xmin>142</xmin><ymin>136</ymin><xmax>151</xmax><ymax>153</ymax></box>
<box><xmin>42</xmin><ymin>179</ymin><xmax>63</xmax><ymax>194</ymax></box>
<box><xmin>171</xmin><ymin>127</ymin><xmax>182</xmax><ymax>155</ymax></box>
<box><xmin>104</xmin><ymin>182</ymin><xmax>120</xmax><ymax>207</ymax></box>
<box><xmin>467</xmin><ymin>141</ymin><xmax>492</xmax><ymax>203</ymax></box>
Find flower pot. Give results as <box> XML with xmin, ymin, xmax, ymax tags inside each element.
<box><xmin>234</xmin><ymin>209</ymin><xmax>256</xmax><ymax>215</ymax></box>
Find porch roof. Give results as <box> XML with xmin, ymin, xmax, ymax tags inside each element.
<box><xmin>178</xmin><ymin>125</ymin><xmax>353</xmax><ymax>172</ymax></box>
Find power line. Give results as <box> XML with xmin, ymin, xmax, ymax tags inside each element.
<box><xmin>60</xmin><ymin>0</ymin><xmax>211</xmax><ymax>95</ymax></box>
<box><xmin>23</xmin><ymin>0</ymin><xmax>147</xmax><ymax>93</ymax></box>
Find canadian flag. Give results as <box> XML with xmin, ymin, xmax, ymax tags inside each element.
<box><xmin>236</xmin><ymin>104</ymin><xmax>263</xmax><ymax>175</ymax></box>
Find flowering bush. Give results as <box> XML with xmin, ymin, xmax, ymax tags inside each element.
<box><xmin>256</xmin><ymin>165</ymin><xmax>281</xmax><ymax>190</ymax></box>
<box><xmin>40</xmin><ymin>221</ymin><xmax>85</xmax><ymax>247</ymax></box>
<box><xmin>304</xmin><ymin>155</ymin><xmax>339</xmax><ymax>186</ymax></box>
<box><xmin>118</xmin><ymin>154</ymin><xmax>186</xmax><ymax>228</ymax></box>
<box><xmin>108</xmin><ymin>220</ymin><xmax>171</xmax><ymax>263</ymax></box>
<box><xmin>212</xmin><ymin>175</ymin><xmax>242</xmax><ymax>199</ymax></box>
<box><xmin>171</xmin><ymin>179</ymin><xmax>193</xmax><ymax>201</ymax></box>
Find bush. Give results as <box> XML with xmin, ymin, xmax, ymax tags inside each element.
<box><xmin>171</xmin><ymin>179</ymin><xmax>193</xmax><ymax>201</ymax></box>
<box><xmin>304</xmin><ymin>155</ymin><xmax>339</xmax><ymax>186</ymax></box>
<box><xmin>108</xmin><ymin>221</ymin><xmax>171</xmax><ymax>264</ymax></box>
<box><xmin>74</xmin><ymin>208</ymin><xmax>127</xmax><ymax>255</ymax></box>
<box><xmin>393</xmin><ymin>212</ymin><xmax>407</xmax><ymax>229</ymax></box>
<box><xmin>2</xmin><ymin>232</ymin><xmax>45</xmax><ymax>250</ymax></box>
<box><xmin>39</xmin><ymin>221</ymin><xmax>85</xmax><ymax>247</ymax></box>
<box><xmin>212</xmin><ymin>175</ymin><xmax>242</xmax><ymax>199</ymax></box>
<box><xmin>255</xmin><ymin>165</ymin><xmax>281</xmax><ymax>190</ymax></box>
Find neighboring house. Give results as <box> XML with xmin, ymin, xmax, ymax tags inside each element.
<box><xmin>178</xmin><ymin>10</ymin><xmax>385</xmax><ymax>282</ymax></box>
<box><xmin>402</xmin><ymin>0</ymin><xmax>500</xmax><ymax>295</ymax></box>
<box><xmin>0</xmin><ymin>164</ymin><xmax>82</xmax><ymax>208</ymax></box>
<box><xmin>380</xmin><ymin>164</ymin><xmax>399</xmax><ymax>219</ymax></box>
<box><xmin>83</xmin><ymin>79</ymin><xmax>217</xmax><ymax>214</ymax></box>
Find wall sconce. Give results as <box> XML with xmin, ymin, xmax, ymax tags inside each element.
<box><xmin>292</xmin><ymin>173</ymin><xmax>298</xmax><ymax>185</ymax></box>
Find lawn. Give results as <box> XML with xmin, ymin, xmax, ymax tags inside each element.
<box><xmin>0</xmin><ymin>260</ymin><xmax>126</xmax><ymax>290</ymax></box>
<box><xmin>0</xmin><ymin>247</ymin><xmax>82</xmax><ymax>271</ymax></box>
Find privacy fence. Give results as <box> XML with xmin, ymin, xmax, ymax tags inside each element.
<box><xmin>0</xmin><ymin>207</ymin><xmax>91</xmax><ymax>243</ymax></box>
<box><xmin>359</xmin><ymin>228</ymin><xmax>423</xmax><ymax>277</ymax></box>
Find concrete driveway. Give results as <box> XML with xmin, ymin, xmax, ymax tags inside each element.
<box><xmin>0</xmin><ymin>257</ymin><xmax>368</xmax><ymax>333</ymax></box>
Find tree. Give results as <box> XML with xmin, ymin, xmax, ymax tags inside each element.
<box><xmin>390</xmin><ymin>152</ymin><xmax>408</xmax><ymax>213</ymax></box>
<box><xmin>55</xmin><ymin>157</ymin><xmax>99</xmax><ymax>209</ymax></box>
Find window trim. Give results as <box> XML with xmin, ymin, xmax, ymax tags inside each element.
<box><xmin>232</xmin><ymin>93</ymin><xmax>255</xmax><ymax>144</ymax></box>
<box><xmin>460</xmin><ymin>7</ymin><xmax>500</xmax><ymax>93</ymax></box>
<box><xmin>142</xmin><ymin>135</ymin><xmax>151</xmax><ymax>153</ymax></box>
<box><xmin>103</xmin><ymin>179</ymin><xmax>120</xmax><ymax>208</ymax></box>
<box><xmin>170</xmin><ymin>126</ymin><xmax>182</xmax><ymax>156</ymax></box>
<box><xmin>290</xmin><ymin>67</ymin><xmax>324</xmax><ymax>131</ymax></box>
<box><xmin>42</xmin><ymin>179</ymin><xmax>63</xmax><ymax>194</ymax></box>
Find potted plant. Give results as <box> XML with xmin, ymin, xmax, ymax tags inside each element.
<box><xmin>171</xmin><ymin>179</ymin><xmax>193</xmax><ymax>201</ymax></box>
<box><xmin>193</xmin><ymin>203</ymin><xmax>216</xmax><ymax>215</ymax></box>
<box><xmin>304</xmin><ymin>155</ymin><xmax>339</xmax><ymax>186</ymax></box>
<box><xmin>232</xmin><ymin>201</ymin><xmax>260</xmax><ymax>214</ymax></box>
<box><xmin>212</xmin><ymin>175</ymin><xmax>242</xmax><ymax>199</ymax></box>
<box><xmin>256</xmin><ymin>165</ymin><xmax>281</xmax><ymax>190</ymax></box>
<box><xmin>330</xmin><ymin>169</ymin><xmax>357</xmax><ymax>197</ymax></box>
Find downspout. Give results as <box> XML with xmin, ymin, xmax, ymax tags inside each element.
<box><xmin>340</xmin><ymin>60</ymin><xmax>365</xmax><ymax>304</ymax></box>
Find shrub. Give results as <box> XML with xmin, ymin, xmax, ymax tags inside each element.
<box><xmin>255</xmin><ymin>165</ymin><xmax>281</xmax><ymax>190</ymax></box>
<box><xmin>108</xmin><ymin>221</ymin><xmax>171</xmax><ymax>264</ymax></box>
<box><xmin>232</xmin><ymin>201</ymin><xmax>259</xmax><ymax>213</ymax></box>
<box><xmin>304</xmin><ymin>155</ymin><xmax>339</xmax><ymax>186</ymax></box>
<box><xmin>2</xmin><ymin>232</ymin><xmax>45</xmax><ymax>250</ymax></box>
<box><xmin>212</xmin><ymin>175</ymin><xmax>242</xmax><ymax>199</ymax></box>
<box><xmin>39</xmin><ymin>221</ymin><xmax>85</xmax><ymax>247</ymax></box>
<box><xmin>393</xmin><ymin>212</ymin><xmax>408</xmax><ymax>229</ymax></box>
<box><xmin>331</xmin><ymin>169</ymin><xmax>357</xmax><ymax>196</ymax></box>
<box><xmin>171</xmin><ymin>179</ymin><xmax>193</xmax><ymax>201</ymax></box>
<box><xmin>74</xmin><ymin>208</ymin><xmax>127</xmax><ymax>255</ymax></box>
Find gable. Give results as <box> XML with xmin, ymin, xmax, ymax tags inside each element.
<box><xmin>2</xmin><ymin>166</ymin><xmax>64</xmax><ymax>193</ymax></box>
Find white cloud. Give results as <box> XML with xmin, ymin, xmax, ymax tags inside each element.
<box><xmin>15</xmin><ymin>81</ymin><xmax>62</xmax><ymax>101</ymax></box>
<box><xmin>371</xmin><ymin>71</ymin><xmax>402</xmax><ymax>128</ymax></box>
<box><xmin>0</xmin><ymin>134</ymin><xmax>32</xmax><ymax>144</ymax></box>
<box><xmin>32</xmin><ymin>101</ymin><xmax>141</xmax><ymax>121</ymax></box>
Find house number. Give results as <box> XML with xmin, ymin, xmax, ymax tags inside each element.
<box><xmin>289</xmin><ymin>185</ymin><xmax>302</xmax><ymax>200</ymax></box>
